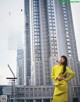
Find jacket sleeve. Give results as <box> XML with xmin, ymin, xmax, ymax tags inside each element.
<box><xmin>51</xmin><ymin>66</ymin><xmax>57</xmax><ymax>80</ymax></box>
<box><xmin>64</xmin><ymin>66</ymin><xmax>76</xmax><ymax>82</ymax></box>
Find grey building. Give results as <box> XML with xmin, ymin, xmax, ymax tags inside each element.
<box><xmin>24</xmin><ymin>0</ymin><xmax>80</xmax><ymax>85</ymax></box>
<box><xmin>17</xmin><ymin>49</ymin><xmax>24</xmax><ymax>85</ymax></box>
<box><xmin>0</xmin><ymin>85</ymin><xmax>80</xmax><ymax>102</ymax></box>
<box><xmin>24</xmin><ymin>0</ymin><xmax>31</xmax><ymax>85</ymax></box>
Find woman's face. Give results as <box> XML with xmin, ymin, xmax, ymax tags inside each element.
<box><xmin>59</xmin><ymin>57</ymin><xmax>65</xmax><ymax>64</ymax></box>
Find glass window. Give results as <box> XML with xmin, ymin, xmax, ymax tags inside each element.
<box><xmin>67</xmin><ymin>39</ymin><xmax>70</xmax><ymax>41</ymax></box>
<box><xmin>67</xmin><ymin>42</ymin><xmax>70</xmax><ymax>45</ymax></box>
<box><xmin>64</xmin><ymin>14</ymin><xmax>67</xmax><ymax>17</ymax></box>
<box><xmin>49</xmin><ymin>23</ymin><xmax>53</xmax><ymax>26</ymax></box>
<box><xmin>66</xmin><ymin>31</ymin><xmax>69</xmax><ymax>34</ymax></box>
<box><xmin>49</xmin><ymin>16</ymin><xmax>52</xmax><ymax>19</ymax></box>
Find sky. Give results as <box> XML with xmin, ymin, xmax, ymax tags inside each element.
<box><xmin>0</xmin><ymin>0</ymin><xmax>24</xmax><ymax>85</ymax></box>
<box><xmin>0</xmin><ymin>0</ymin><xmax>80</xmax><ymax>85</ymax></box>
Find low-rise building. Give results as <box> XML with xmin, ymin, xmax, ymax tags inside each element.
<box><xmin>0</xmin><ymin>85</ymin><xmax>80</xmax><ymax>102</ymax></box>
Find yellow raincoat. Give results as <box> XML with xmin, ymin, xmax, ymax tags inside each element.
<box><xmin>51</xmin><ymin>65</ymin><xmax>76</xmax><ymax>102</ymax></box>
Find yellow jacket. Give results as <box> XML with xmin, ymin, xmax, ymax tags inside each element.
<box><xmin>51</xmin><ymin>65</ymin><xmax>76</xmax><ymax>95</ymax></box>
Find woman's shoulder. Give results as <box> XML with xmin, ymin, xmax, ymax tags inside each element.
<box><xmin>54</xmin><ymin>64</ymin><xmax>59</xmax><ymax>67</ymax></box>
<box><xmin>66</xmin><ymin>66</ymin><xmax>72</xmax><ymax>71</ymax></box>
<box><xmin>52</xmin><ymin>64</ymin><xmax>59</xmax><ymax>68</ymax></box>
<box><xmin>66</xmin><ymin>66</ymin><xmax>70</xmax><ymax>69</ymax></box>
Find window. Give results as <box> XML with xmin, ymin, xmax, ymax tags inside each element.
<box><xmin>67</xmin><ymin>42</ymin><xmax>70</xmax><ymax>45</ymax></box>
<box><xmin>67</xmin><ymin>39</ymin><xmax>70</xmax><ymax>41</ymax></box>
<box><xmin>68</xmin><ymin>46</ymin><xmax>71</xmax><ymax>49</ymax></box>
<box><xmin>68</xmin><ymin>50</ymin><xmax>71</xmax><ymax>53</ymax></box>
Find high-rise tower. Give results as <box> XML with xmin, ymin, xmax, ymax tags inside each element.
<box><xmin>24</xmin><ymin>0</ymin><xmax>31</xmax><ymax>85</ymax></box>
<box><xmin>24</xmin><ymin>0</ymin><xmax>80</xmax><ymax>87</ymax></box>
<box><xmin>17</xmin><ymin>49</ymin><xmax>24</xmax><ymax>85</ymax></box>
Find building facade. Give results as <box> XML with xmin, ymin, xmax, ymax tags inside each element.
<box><xmin>17</xmin><ymin>49</ymin><xmax>24</xmax><ymax>85</ymax></box>
<box><xmin>24</xmin><ymin>0</ymin><xmax>80</xmax><ymax>101</ymax></box>
<box><xmin>24</xmin><ymin>0</ymin><xmax>31</xmax><ymax>85</ymax></box>
<box><xmin>24</xmin><ymin>0</ymin><xmax>80</xmax><ymax>85</ymax></box>
<box><xmin>0</xmin><ymin>85</ymin><xmax>80</xmax><ymax>102</ymax></box>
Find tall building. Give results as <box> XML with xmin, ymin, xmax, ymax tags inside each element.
<box><xmin>24</xmin><ymin>1</ymin><xmax>80</xmax><ymax>101</ymax></box>
<box><xmin>17</xmin><ymin>49</ymin><xmax>24</xmax><ymax>85</ymax></box>
<box><xmin>24</xmin><ymin>0</ymin><xmax>31</xmax><ymax>85</ymax></box>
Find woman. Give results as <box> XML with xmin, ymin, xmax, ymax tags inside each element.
<box><xmin>51</xmin><ymin>55</ymin><xmax>76</xmax><ymax>102</ymax></box>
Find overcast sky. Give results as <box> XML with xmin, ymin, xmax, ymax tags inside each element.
<box><xmin>0</xmin><ymin>0</ymin><xmax>24</xmax><ymax>85</ymax></box>
<box><xmin>0</xmin><ymin>0</ymin><xmax>80</xmax><ymax>85</ymax></box>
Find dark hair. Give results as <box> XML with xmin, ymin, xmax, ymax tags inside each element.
<box><xmin>61</xmin><ymin>55</ymin><xmax>68</xmax><ymax>74</ymax></box>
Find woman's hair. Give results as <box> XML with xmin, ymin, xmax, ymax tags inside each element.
<box><xmin>61</xmin><ymin>55</ymin><xmax>68</xmax><ymax>74</ymax></box>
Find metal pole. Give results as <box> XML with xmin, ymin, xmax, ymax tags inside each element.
<box><xmin>7</xmin><ymin>64</ymin><xmax>15</xmax><ymax>77</ymax></box>
<box><xmin>7</xmin><ymin>64</ymin><xmax>17</xmax><ymax>102</ymax></box>
<box><xmin>13</xmin><ymin>79</ymin><xmax>15</xmax><ymax>102</ymax></box>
